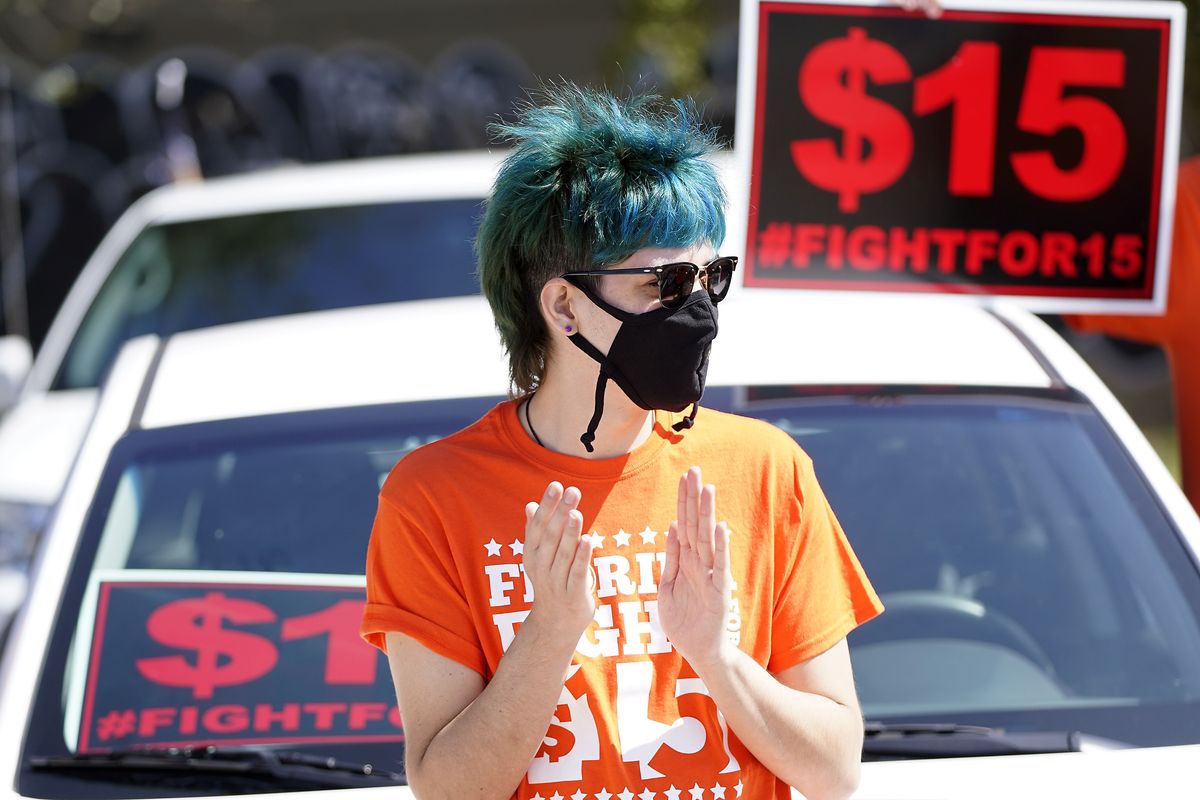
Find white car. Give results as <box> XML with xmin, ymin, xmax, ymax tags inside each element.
<box><xmin>1</xmin><ymin>289</ymin><xmax>1198</xmax><ymax>799</ymax></box>
<box><xmin>0</xmin><ymin>150</ymin><xmax>504</xmax><ymax>637</ymax></box>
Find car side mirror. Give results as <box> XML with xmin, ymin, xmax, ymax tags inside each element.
<box><xmin>0</xmin><ymin>335</ymin><xmax>32</xmax><ymax>412</ymax></box>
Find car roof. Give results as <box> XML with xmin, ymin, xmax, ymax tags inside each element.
<box><xmin>137</xmin><ymin>290</ymin><xmax>1053</xmax><ymax>430</ymax></box>
<box><xmin>125</xmin><ymin>148</ymin><xmax>742</xmax><ymax>226</ymax></box>
<box><xmin>132</xmin><ymin>150</ymin><xmax>507</xmax><ymax>225</ymax></box>
<box><xmin>117</xmin><ymin>148</ymin><xmax>744</xmax><ymax>225</ymax></box>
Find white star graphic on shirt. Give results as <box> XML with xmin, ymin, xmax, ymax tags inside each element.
<box><xmin>617</xmin><ymin>789</ymin><xmax>635</xmax><ymax>800</ymax></box>
<box><xmin>638</xmin><ymin>525</ymin><xmax>658</xmax><ymax>545</ymax></box>
<box><xmin>586</xmin><ymin>531</ymin><xmax>605</xmax><ymax>549</ymax></box>
<box><xmin>484</xmin><ymin>538</ymin><xmax>502</xmax><ymax>557</ymax></box>
<box><xmin>549</xmin><ymin>793</ymin><xmax>564</xmax><ymax>800</ymax></box>
<box><xmin>711</xmin><ymin>784</ymin><xmax>727</xmax><ymax>800</ymax></box>
<box><xmin>613</xmin><ymin>529</ymin><xmax>632</xmax><ymax>547</ymax></box>
<box><xmin>595</xmin><ymin>790</ymin><xmax>613</xmax><ymax>800</ymax></box>
<box><xmin>530</xmin><ymin>794</ymin><xmax>544</xmax><ymax>800</ymax></box>
<box><xmin>663</xmin><ymin>788</ymin><xmax>682</xmax><ymax>800</ymax></box>
<box><xmin>570</xmin><ymin>791</ymin><xmax>587</xmax><ymax>800</ymax></box>
<box><xmin>508</xmin><ymin>539</ymin><xmax>524</xmax><ymax>556</ymax></box>
<box><xmin>688</xmin><ymin>784</ymin><xmax>705</xmax><ymax>800</ymax></box>
<box><xmin>733</xmin><ymin>781</ymin><xmax>743</xmax><ymax>797</ymax></box>
<box><xmin>638</xmin><ymin>789</ymin><xmax>657</xmax><ymax>800</ymax></box>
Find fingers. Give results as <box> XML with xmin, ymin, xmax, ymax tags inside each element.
<box><xmin>566</xmin><ymin>510</ymin><xmax>595</xmax><ymax>585</ymax></box>
<box><xmin>697</xmin><ymin>482</ymin><xmax>716</xmax><ymax>568</ymax></box>
<box><xmin>897</xmin><ymin>0</ymin><xmax>942</xmax><ymax>17</ymax></box>
<box><xmin>714</xmin><ymin>521</ymin><xmax>730</xmax><ymax>576</ymax></box>
<box><xmin>566</xmin><ymin>525</ymin><xmax>595</xmax><ymax>594</ymax></box>
<box><xmin>685</xmin><ymin>468</ymin><xmax>701</xmax><ymax>545</ymax></box>
<box><xmin>523</xmin><ymin>481</ymin><xmax>596</xmax><ymax>635</ymax></box>
<box><xmin>525</xmin><ymin>481</ymin><xmax>564</xmax><ymax>550</ymax></box>
<box><xmin>547</xmin><ymin>487</ymin><xmax>582</xmax><ymax>575</ymax></box>
<box><xmin>673</xmin><ymin>467</ymin><xmax>718</xmax><ymax>564</ymax></box>
<box><xmin>526</xmin><ymin>481</ymin><xmax>582</xmax><ymax>572</ymax></box>
<box><xmin>675</xmin><ymin>466</ymin><xmax>703</xmax><ymax>550</ymax></box>
<box><xmin>676</xmin><ymin>473</ymin><xmax>689</xmax><ymax>550</ymax></box>
<box><xmin>662</xmin><ymin>521</ymin><xmax>681</xmax><ymax>586</ymax></box>
<box><xmin>552</xmin><ymin>506</ymin><xmax>585</xmax><ymax>582</ymax></box>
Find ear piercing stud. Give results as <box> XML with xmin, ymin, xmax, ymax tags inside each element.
<box><xmin>565</xmin><ymin>325</ymin><xmax>574</xmax><ymax>333</ymax></box>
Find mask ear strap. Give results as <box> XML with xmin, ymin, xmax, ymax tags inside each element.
<box><xmin>567</xmin><ymin>333</ymin><xmax>610</xmax><ymax>453</ymax></box>
<box><xmin>671</xmin><ymin>342</ymin><xmax>710</xmax><ymax>432</ymax></box>
<box><xmin>581</xmin><ymin>370</ymin><xmax>609</xmax><ymax>453</ymax></box>
<box><xmin>672</xmin><ymin>400</ymin><xmax>700</xmax><ymax>432</ymax></box>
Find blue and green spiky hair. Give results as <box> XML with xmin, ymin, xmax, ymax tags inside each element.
<box><xmin>476</xmin><ymin>82</ymin><xmax>727</xmax><ymax>395</ymax></box>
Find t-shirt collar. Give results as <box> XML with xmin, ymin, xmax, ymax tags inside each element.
<box><xmin>496</xmin><ymin>398</ymin><xmax>680</xmax><ymax>481</ymax></box>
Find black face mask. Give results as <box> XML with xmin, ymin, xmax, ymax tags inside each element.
<box><xmin>565</xmin><ymin>281</ymin><xmax>719</xmax><ymax>452</ymax></box>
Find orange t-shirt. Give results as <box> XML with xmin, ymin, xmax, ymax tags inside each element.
<box><xmin>362</xmin><ymin>400</ymin><xmax>883</xmax><ymax>800</ymax></box>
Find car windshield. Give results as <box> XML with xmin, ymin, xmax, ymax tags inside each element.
<box><xmin>54</xmin><ymin>198</ymin><xmax>484</xmax><ymax>391</ymax></box>
<box><xmin>19</xmin><ymin>390</ymin><xmax>1200</xmax><ymax>797</ymax></box>
<box><xmin>755</xmin><ymin>389</ymin><xmax>1200</xmax><ymax>733</ymax></box>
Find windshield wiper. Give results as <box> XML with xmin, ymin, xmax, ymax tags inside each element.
<box><xmin>863</xmin><ymin>721</ymin><xmax>1132</xmax><ymax>760</ymax></box>
<box><xmin>30</xmin><ymin>745</ymin><xmax>405</xmax><ymax>789</ymax></box>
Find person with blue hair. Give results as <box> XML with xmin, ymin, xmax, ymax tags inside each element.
<box><xmin>362</xmin><ymin>83</ymin><xmax>883</xmax><ymax>800</ymax></box>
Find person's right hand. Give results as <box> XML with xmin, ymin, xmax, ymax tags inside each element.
<box><xmin>522</xmin><ymin>482</ymin><xmax>596</xmax><ymax>640</ymax></box>
<box><xmin>895</xmin><ymin>0</ymin><xmax>942</xmax><ymax>17</ymax></box>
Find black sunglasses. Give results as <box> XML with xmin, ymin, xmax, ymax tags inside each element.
<box><xmin>563</xmin><ymin>256</ymin><xmax>738</xmax><ymax>310</ymax></box>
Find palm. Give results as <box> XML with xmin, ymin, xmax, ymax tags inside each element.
<box><xmin>659</xmin><ymin>546</ymin><xmax>728</xmax><ymax>645</ymax></box>
<box><xmin>657</xmin><ymin>467</ymin><xmax>733</xmax><ymax>664</ymax></box>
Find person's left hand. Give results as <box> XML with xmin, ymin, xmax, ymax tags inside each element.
<box><xmin>657</xmin><ymin>466</ymin><xmax>734</xmax><ymax>668</ymax></box>
<box><xmin>895</xmin><ymin>0</ymin><xmax>942</xmax><ymax>17</ymax></box>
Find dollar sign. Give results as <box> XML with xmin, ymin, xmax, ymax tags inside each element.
<box><xmin>137</xmin><ymin>592</ymin><xmax>278</xmax><ymax>699</ymax></box>
<box><xmin>790</xmin><ymin>26</ymin><xmax>914</xmax><ymax>213</ymax></box>
<box><xmin>534</xmin><ymin>704</ymin><xmax>576</xmax><ymax>763</ymax></box>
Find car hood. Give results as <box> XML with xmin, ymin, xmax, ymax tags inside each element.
<box><xmin>0</xmin><ymin>390</ymin><xmax>98</xmax><ymax>506</ymax></box>
<box><xmin>4</xmin><ymin>746</ymin><xmax>1195</xmax><ymax>800</ymax></box>
<box><xmin>855</xmin><ymin>743</ymin><xmax>1200</xmax><ymax>798</ymax></box>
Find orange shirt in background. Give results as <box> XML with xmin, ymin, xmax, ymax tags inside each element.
<box><xmin>362</xmin><ymin>400</ymin><xmax>883</xmax><ymax>800</ymax></box>
<box><xmin>1066</xmin><ymin>155</ymin><xmax>1200</xmax><ymax>509</ymax></box>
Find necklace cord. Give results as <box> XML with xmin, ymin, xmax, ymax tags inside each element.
<box><xmin>524</xmin><ymin>394</ymin><xmax>544</xmax><ymax>447</ymax></box>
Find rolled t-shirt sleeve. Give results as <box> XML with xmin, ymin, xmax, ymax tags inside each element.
<box><xmin>768</xmin><ymin>450</ymin><xmax>885</xmax><ymax>674</ymax></box>
<box><xmin>361</xmin><ymin>492</ymin><xmax>487</xmax><ymax>676</ymax></box>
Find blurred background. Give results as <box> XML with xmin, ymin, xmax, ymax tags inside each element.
<box><xmin>0</xmin><ymin>0</ymin><xmax>1194</xmax><ymax>474</ymax></box>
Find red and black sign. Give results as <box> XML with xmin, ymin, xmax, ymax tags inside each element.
<box><xmin>743</xmin><ymin>1</ymin><xmax>1182</xmax><ymax>305</ymax></box>
<box><xmin>76</xmin><ymin>578</ymin><xmax>401</xmax><ymax>752</ymax></box>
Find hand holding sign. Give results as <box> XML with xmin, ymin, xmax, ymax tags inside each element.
<box><xmin>894</xmin><ymin>0</ymin><xmax>943</xmax><ymax>17</ymax></box>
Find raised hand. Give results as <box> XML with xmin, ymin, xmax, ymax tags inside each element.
<box><xmin>895</xmin><ymin>0</ymin><xmax>942</xmax><ymax>17</ymax></box>
<box><xmin>657</xmin><ymin>466</ymin><xmax>734</xmax><ymax>667</ymax></box>
<box><xmin>522</xmin><ymin>482</ymin><xmax>596</xmax><ymax>640</ymax></box>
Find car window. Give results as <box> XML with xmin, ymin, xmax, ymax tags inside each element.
<box><xmin>54</xmin><ymin>198</ymin><xmax>484</xmax><ymax>391</ymax></box>
<box><xmin>738</xmin><ymin>391</ymin><xmax>1200</xmax><ymax>732</ymax></box>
